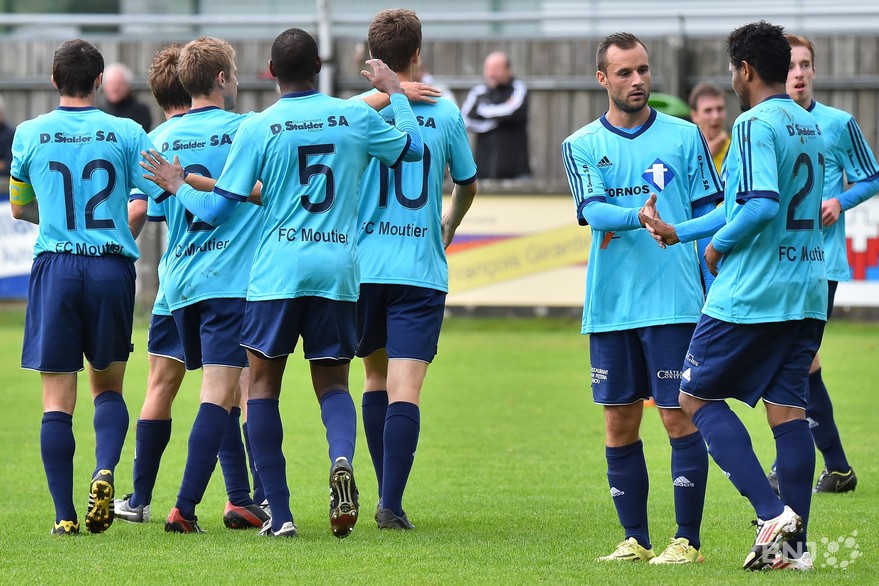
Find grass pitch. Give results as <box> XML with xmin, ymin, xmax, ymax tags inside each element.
<box><xmin>0</xmin><ymin>307</ymin><xmax>875</xmax><ymax>584</ymax></box>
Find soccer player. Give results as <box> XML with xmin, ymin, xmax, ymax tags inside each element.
<box><xmin>763</xmin><ymin>34</ymin><xmax>879</xmax><ymax>494</ymax></box>
<box><xmin>688</xmin><ymin>83</ymin><xmax>730</xmax><ymax>174</ymax></box>
<box><xmin>9</xmin><ymin>39</ymin><xmax>168</xmax><ymax>535</ymax></box>
<box><xmin>117</xmin><ymin>43</ymin><xmax>267</xmax><ymax>530</ymax></box>
<box><xmin>649</xmin><ymin>21</ymin><xmax>827</xmax><ymax>570</ymax></box>
<box><xmin>356</xmin><ymin>9</ymin><xmax>478</xmax><ymax>530</ymax></box>
<box><xmin>141</xmin><ymin>27</ymin><xmax>424</xmax><ymax>538</ymax></box>
<box><xmin>137</xmin><ymin>37</ymin><xmax>270</xmax><ymax>534</ymax></box>
<box><xmin>561</xmin><ymin>32</ymin><xmax>722</xmax><ymax>564</ymax></box>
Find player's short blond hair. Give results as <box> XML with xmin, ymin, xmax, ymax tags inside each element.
<box><xmin>148</xmin><ymin>43</ymin><xmax>190</xmax><ymax>112</ymax></box>
<box><xmin>178</xmin><ymin>37</ymin><xmax>235</xmax><ymax>98</ymax></box>
<box><xmin>785</xmin><ymin>34</ymin><xmax>815</xmax><ymax>63</ymax></box>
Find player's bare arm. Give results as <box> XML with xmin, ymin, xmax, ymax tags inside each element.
<box><xmin>441</xmin><ymin>181</ymin><xmax>478</xmax><ymax>249</ymax></box>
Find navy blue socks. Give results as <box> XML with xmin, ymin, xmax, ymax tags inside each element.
<box><xmin>774</xmin><ymin>418</ymin><xmax>815</xmax><ymax>557</ymax></box>
<box><xmin>381</xmin><ymin>401</ymin><xmax>420</xmax><ymax>516</ymax></box>
<box><xmin>41</xmin><ymin>411</ymin><xmax>76</xmax><ymax>523</ymax></box>
<box><xmin>670</xmin><ymin>431</ymin><xmax>708</xmax><ymax>550</ymax></box>
<box><xmin>319</xmin><ymin>390</ymin><xmax>356</xmax><ymax>463</ymax></box>
<box><xmin>92</xmin><ymin>390</ymin><xmax>128</xmax><ymax>477</ymax></box>
<box><xmin>218</xmin><ymin>406</ymin><xmax>253</xmax><ymax>507</ymax></box>
<box><xmin>362</xmin><ymin>390</ymin><xmax>389</xmax><ymax>496</ymax></box>
<box><xmin>129</xmin><ymin>418</ymin><xmax>172</xmax><ymax>508</ymax></box>
<box><xmin>806</xmin><ymin>368</ymin><xmax>850</xmax><ymax>472</ymax></box>
<box><xmin>242</xmin><ymin>422</ymin><xmax>264</xmax><ymax>504</ymax></box>
<box><xmin>247</xmin><ymin>398</ymin><xmax>292</xmax><ymax>531</ymax></box>
<box><xmin>175</xmin><ymin>402</ymin><xmax>227</xmax><ymax>519</ymax></box>
<box><xmin>606</xmin><ymin>440</ymin><xmax>650</xmax><ymax>549</ymax></box>
<box><xmin>692</xmin><ymin>401</ymin><xmax>784</xmax><ymax>521</ymax></box>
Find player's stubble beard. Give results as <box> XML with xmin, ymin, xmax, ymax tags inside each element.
<box><xmin>611</xmin><ymin>88</ymin><xmax>650</xmax><ymax>115</ymax></box>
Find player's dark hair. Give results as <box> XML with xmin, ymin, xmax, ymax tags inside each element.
<box><xmin>727</xmin><ymin>21</ymin><xmax>790</xmax><ymax>85</ymax></box>
<box><xmin>148</xmin><ymin>43</ymin><xmax>190</xmax><ymax>112</ymax></box>
<box><xmin>688</xmin><ymin>82</ymin><xmax>725</xmax><ymax>111</ymax></box>
<box><xmin>596</xmin><ymin>32</ymin><xmax>647</xmax><ymax>73</ymax></box>
<box><xmin>53</xmin><ymin>39</ymin><xmax>104</xmax><ymax>98</ymax></box>
<box><xmin>271</xmin><ymin>28</ymin><xmax>319</xmax><ymax>84</ymax></box>
<box><xmin>367</xmin><ymin>9</ymin><xmax>422</xmax><ymax>73</ymax></box>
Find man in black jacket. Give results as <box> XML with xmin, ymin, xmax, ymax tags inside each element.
<box><xmin>461</xmin><ymin>52</ymin><xmax>530</xmax><ymax>179</ymax></box>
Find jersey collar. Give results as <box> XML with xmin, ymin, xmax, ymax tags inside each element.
<box><xmin>599</xmin><ymin>108</ymin><xmax>657</xmax><ymax>139</ymax></box>
<box><xmin>281</xmin><ymin>89</ymin><xmax>319</xmax><ymax>99</ymax></box>
<box><xmin>57</xmin><ymin>106</ymin><xmax>98</xmax><ymax>112</ymax></box>
<box><xmin>188</xmin><ymin>106</ymin><xmax>221</xmax><ymax>114</ymax></box>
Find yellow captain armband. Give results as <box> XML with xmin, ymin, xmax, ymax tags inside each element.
<box><xmin>9</xmin><ymin>178</ymin><xmax>36</xmax><ymax>206</ymax></box>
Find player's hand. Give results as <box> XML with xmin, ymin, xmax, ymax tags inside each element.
<box><xmin>821</xmin><ymin>197</ymin><xmax>842</xmax><ymax>227</ymax></box>
<box><xmin>704</xmin><ymin>241</ymin><xmax>722</xmax><ymax>276</ymax></box>
<box><xmin>400</xmin><ymin>81</ymin><xmax>441</xmax><ymax>104</ymax></box>
<box><xmin>141</xmin><ymin>149</ymin><xmax>185</xmax><ymax>193</ymax></box>
<box><xmin>362</xmin><ymin>59</ymin><xmax>403</xmax><ymax>97</ymax></box>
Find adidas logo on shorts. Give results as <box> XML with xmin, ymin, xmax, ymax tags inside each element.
<box><xmin>673</xmin><ymin>476</ymin><xmax>694</xmax><ymax>487</ymax></box>
<box><xmin>597</xmin><ymin>156</ymin><xmax>613</xmax><ymax>168</ymax></box>
<box><xmin>610</xmin><ymin>487</ymin><xmax>625</xmax><ymax>498</ymax></box>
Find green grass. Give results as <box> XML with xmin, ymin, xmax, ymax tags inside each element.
<box><xmin>0</xmin><ymin>308</ymin><xmax>876</xmax><ymax>583</ymax></box>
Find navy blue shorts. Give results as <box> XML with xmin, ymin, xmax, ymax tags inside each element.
<box><xmin>172</xmin><ymin>298</ymin><xmax>247</xmax><ymax>370</ymax></box>
<box><xmin>679</xmin><ymin>315</ymin><xmax>824</xmax><ymax>409</ymax></box>
<box><xmin>356</xmin><ymin>283</ymin><xmax>446</xmax><ymax>362</ymax></box>
<box><xmin>827</xmin><ymin>280</ymin><xmax>838</xmax><ymax>320</ymax></box>
<box><xmin>589</xmin><ymin>323</ymin><xmax>696</xmax><ymax>408</ymax></box>
<box><xmin>22</xmin><ymin>253</ymin><xmax>135</xmax><ymax>372</ymax></box>
<box><xmin>241</xmin><ymin>297</ymin><xmax>356</xmax><ymax>361</ymax></box>
<box><xmin>147</xmin><ymin>314</ymin><xmax>185</xmax><ymax>363</ymax></box>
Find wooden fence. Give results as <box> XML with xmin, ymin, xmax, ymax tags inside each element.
<box><xmin>1</xmin><ymin>34</ymin><xmax>877</xmax><ymax>308</ymax></box>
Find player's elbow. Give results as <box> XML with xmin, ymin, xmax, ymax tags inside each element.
<box><xmin>401</xmin><ymin>135</ymin><xmax>424</xmax><ymax>162</ymax></box>
<box><xmin>10</xmin><ymin>203</ymin><xmax>30</xmax><ymax>221</ymax></box>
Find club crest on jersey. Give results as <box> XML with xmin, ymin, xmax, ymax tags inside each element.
<box><xmin>642</xmin><ymin>159</ymin><xmax>674</xmax><ymax>192</ymax></box>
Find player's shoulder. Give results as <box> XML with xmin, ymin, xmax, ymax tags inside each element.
<box><xmin>412</xmin><ymin>97</ymin><xmax>460</xmax><ymax>121</ymax></box>
<box><xmin>810</xmin><ymin>100</ymin><xmax>854</xmax><ymax>128</ymax></box>
<box><xmin>652</xmin><ymin>110</ymin><xmax>698</xmax><ymax>132</ymax></box>
<box><xmin>563</xmin><ymin>118</ymin><xmax>604</xmax><ymax>145</ymax></box>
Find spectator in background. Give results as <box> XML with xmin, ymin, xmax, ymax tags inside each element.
<box><xmin>461</xmin><ymin>51</ymin><xmax>530</xmax><ymax>179</ymax></box>
<box><xmin>0</xmin><ymin>95</ymin><xmax>14</xmax><ymax>192</ymax></box>
<box><xmin>99</xmin><ymin>63</ymin><xmax>153</xmax><ymax>131</ymax></box>
<box><xmin>688</xmin><ymin>83</ymin><xmax>730</xmax><ymax>174</ymax></box>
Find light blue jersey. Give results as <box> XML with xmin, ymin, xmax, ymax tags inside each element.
<box><xmin>705</xmin><ymin>95</ymin><xmax>827</xmax><ymax>323</ymax></box>
<box><xmin>562</xmin><ymin>109</ymin><xmax>723</xmax><ymax>334</ymax></box>
<box><xmin>807</xmin><ymin>100</ymin><xmax>879</xmax><ymax>281</ymax></box>
<box><xmin>138</xmin><ymin>115</ymin><xmax>184</xmax><ymax>317</ymax></box>
<box><xmin>11</xmin><ymin>107</ymin><xmax>166</xmax><ymax>260</ymax></box>
<box><xmin>152</xmin><ymin>107</ymin><xmax>260</xmax><ymax>311</ymax></box>
<box><xmin>357</xmin><ymin>95</ymin><xmax>477</xmax><ymax>291</ymax></box>
<box><xmin>213</xmin><ymin>90</ymin><xmax>415</xmax><ymax>302</ymax></box>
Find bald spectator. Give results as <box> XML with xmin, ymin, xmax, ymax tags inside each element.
<box><xmin>688</xmin><ymin>82</ymin><xmax>730</xmax><ymax>174</ymax></box>
<box><xmin>99</xmin><ymin>63</ymin><xmax>153</xmax><ymax>131</ymax></box>
<box><xmin>461</xmin><ymin>51</ymin><xmax>530</xmax><ymax>179</ymax></box>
